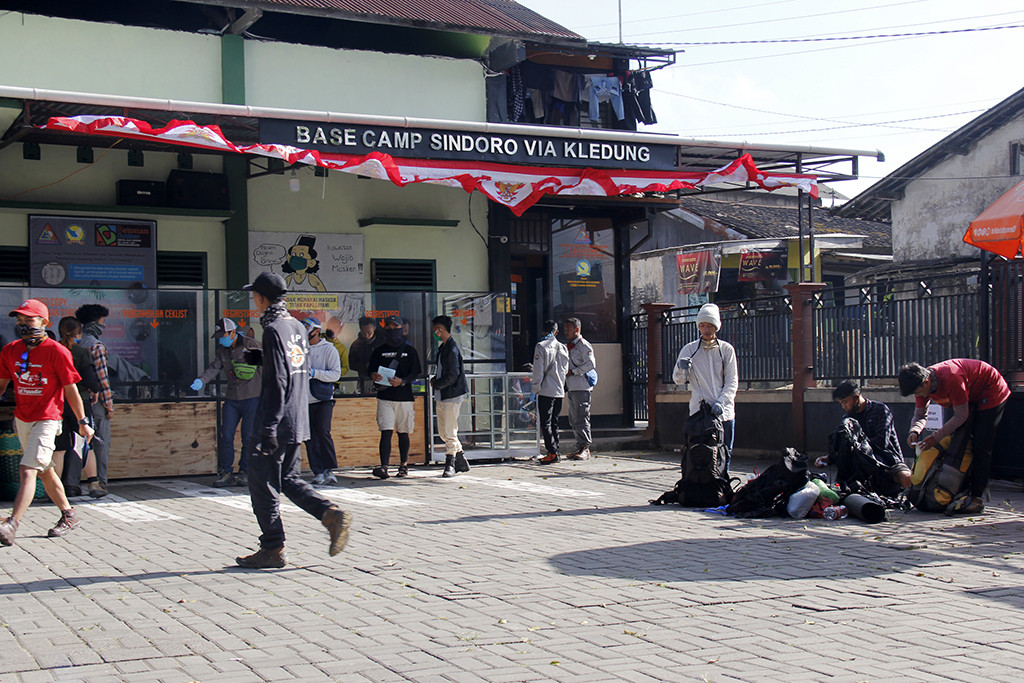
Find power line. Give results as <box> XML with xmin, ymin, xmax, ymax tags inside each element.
<box><xmin>661</xmin><ymin>109</ymin><xmax>982</xmax><ymax>137</ymax></box>
<box><xmin>644</xmin><ymin>21</ymin><xmax>1024</xmax><ymax>46</ymax></box>
<box><xmin>571</xmin><ymin>0</ymin><xmax>801</xmax><ymax>31</ymax></box>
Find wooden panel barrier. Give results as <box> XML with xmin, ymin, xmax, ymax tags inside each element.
<box><xmin>1</xmin><ymin>396</ymin><xmax>426</xmax><ymax>480</ymax></box>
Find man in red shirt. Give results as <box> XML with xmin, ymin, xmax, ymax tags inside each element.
<box><xmin>898</xmin><ymin>359</ymin><xmax>1011</xmax><ymax>514</ymax></box>
<box><xmin>0</xmin><ymin>299</ymin><xmax>95</xmax><ymax>546</ymax></box>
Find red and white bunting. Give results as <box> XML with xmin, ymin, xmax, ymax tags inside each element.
<box><xmin>41</xmin><ymin>115</ymin><xmax>818</xmax><ymax>215</ymax></box>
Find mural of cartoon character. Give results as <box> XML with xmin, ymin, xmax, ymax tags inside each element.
<box><xmin>281</xmin><ymin>234</ymin><xmax>327</xmax><ymax>292</ymax></box>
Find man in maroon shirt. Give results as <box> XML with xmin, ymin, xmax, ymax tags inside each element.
<box><xmin>0</xmin><ymin>299</ymin><xmax>95</xmax><ymax>546</ymax></box>
<box><xmin>898</xmin><ymin>359</ymin><xmax>1011</xmax><ymax>514</ymax></box>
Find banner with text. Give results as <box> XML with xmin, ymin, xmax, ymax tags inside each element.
<box><xmin>29</xmin><ymin>215</ymin><xmax>157</xmax><ymax>289</ymax></box>
<box><xmin>738</xmin><ymin>247</ymin><xmax>789</xmax><ymax>282</ymax></box>
<box><xmin>677</xmin><ymin>247</ymin><xmax>722</xmax><ymax>295</ymax></box>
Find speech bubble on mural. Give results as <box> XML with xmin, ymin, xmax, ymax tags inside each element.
<box><xmin>252</xmin><ymin>243</ymin><xmax>287</xmax><ymax>267</ymax></box>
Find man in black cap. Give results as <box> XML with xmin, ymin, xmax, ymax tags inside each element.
<box><xmin>236</xmin><ymin>271</ymin><xmax>351</xmax><ymax>569</ymax></box>
<box><xmin>350</xmin><ymin>315</ymin><xmax>383</xmax><ymax>394</ymax></box>
<box><xmin>191</xmin><ymin>317</ymin><xmax>262</xmax><ymax>488</ymax></box>
<box><xmin>367</xmin><ymin>315</ymin><xmax>421</xmax><ymax>479</ymax></box>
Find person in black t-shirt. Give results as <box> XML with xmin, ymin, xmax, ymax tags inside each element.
<box><xmin>367</xmin><ymin>316</ymin><xmax>422</xmax><ymax>479</ymax></box>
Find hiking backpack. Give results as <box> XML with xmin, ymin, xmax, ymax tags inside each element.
<box><xmin>651</xmin><ymin>401</ymin><xmax>733</xmax><ymax>507</ymax></box>
<box><xmin>827</xmin><ymin>418</ymin><xmax>904</xmax><ymax>499</ymax></box>
<box><xmin>907</xmin><ymin>416</ymin><xmax>974</xmax><ymax>512</ymax></box>
<box><xmin>726</xmin><ymin>448</ymin><xmax>809</xmax><ymax>517</ymax></box>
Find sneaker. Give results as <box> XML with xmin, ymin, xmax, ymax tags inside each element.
<box><xmin>321</xmin><ymin>506</ymin><xmax>353</xmax><ymax>556</ymax></box>
<box><xmin>311</xmin><ymin>472</ymin><xmax>326</xmax><ymax>485</ymax></box>
<box><xmin>88</xmin><ymin>481</ymin><xmax>108</xmax><ymax>499</ymax></box>
<box><xmin>47</xmin><ymin>509</ymin><xmax>81</xmax><ymax>538</ymax></box>
<box><xmin>371</xmin><ymin>467</ymin><xmax>389</xmax><ymax>480</ymax></box>
<box><xmin>963</xmin><ymin>496</ymin><xmax>985</xmax><ymax>514</ymax></box>
<box><xmin>236</xmin><ymin>546</ymin><xmax>287</xmax><ymax>569</ymax></box>
<box><xmin>0</xmin><ymin>517</ymin><xmax>18</xmax><ymax>546</ymax></box>
<box><xmin>396</xmin><ymin>465</ymin><xmax>409</xmax><ymax>478</ymax></box>
<box><xmin>322</xmin><ymin>472</ymin><xmax>338</xmax><ymax>485</ymax></box>
<box><xmin>454</xmin><ymin>452</ymin><xmax>471</xmax><ymax>473</ymax></box>
<box><xmin>573</xmin><ymin>447</ymin><xmax>591</xmax><ymax>461</ymax></box>
<box><xmin>233</xmin><ymin>471</ymin><xmax>248</xmax><ymax>488</ymax></box>
<box><xmin>212</xmin><ymin>471</ymin><xmax>236</xmax><ymax>488</ymax></box>
<box><xmin>538</xmin><ymin>453</ymin><xmax>560</xmax><ymax>465</ymax></box>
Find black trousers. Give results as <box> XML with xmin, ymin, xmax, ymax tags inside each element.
<box><xmin>306</xmin><ymin>400</ymin><xmax>337</xmax><ymax>475</ymax></box>
<box><xmin>969</xmin><ymin>401</ymin><xmax>1006</xmax><ymax>497</ymax></box>
<box><xmin>248</xmin><ymin>442</ymin><xmax>333</xmax><ymax>550</ymax></box>
<box><xmin>537</xmin><ymin>395</ymin><xmax>562</xmax><ymax>455</ymax></box>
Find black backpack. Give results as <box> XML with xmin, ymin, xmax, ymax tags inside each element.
<box><xmin>726</xmin><ymin>448</ymin><xmax>809</xmax><ymax>517</ymax></box>
<box><xmin>828</xmin><ymin>418</ymin><xmax>903</xmax><ymax>499</ymax></box>
<box><xmin>651</xmin><ymin>401</ymin><xmax>734</xmax><ymax>507</ymax></box>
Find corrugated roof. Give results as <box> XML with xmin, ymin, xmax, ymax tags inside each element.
<box><xmin>677</xmin><ymin>196</ymin><xmax>892</xmax><ymax>253</ymax></box>
<box><xmin>186</xmin><ymin>0</ymin><xmax>584</xmax><ymax>42</ymax></box>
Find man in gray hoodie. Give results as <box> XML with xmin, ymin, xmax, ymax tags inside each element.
<box><xmin>563</xmin><ymin>317</ymin><xmax>596</xmax><ymax>461</ymax></box>
<box><xmin>533</xmin><ymin>320</ymin><xmax>569</xmax><ymax>465</ymax></box>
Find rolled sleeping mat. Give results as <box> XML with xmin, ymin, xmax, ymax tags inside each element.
<box><xmin>844</xmin><ymin>494</ymin><xmax>886</xmax><ymax>524</ymax></box>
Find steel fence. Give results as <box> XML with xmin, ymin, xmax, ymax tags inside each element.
<box><xmin>629</xmin><ymin>311</ymin><xmax>648</xmax><ymax>421</ymax></box>
<box><xmin>991</xmin><ymin>259</ymin><xmax>1024</xmax><ymax>375</ymax></box>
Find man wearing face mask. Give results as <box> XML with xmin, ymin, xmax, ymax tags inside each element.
<box><xmin>368</xmin><ymin>316</ymin><xmax>422</xmax><ymax>479</ymax></box>
<box><xmin>75</xmin><ymin>304</ymin><xmax>113</xmax><ymax>498</ymax></box>
<box><xmin>350</xmin><ymin>316</ymin><xmax>384</xmax><ymax>394</ymax></box>
<box><xmin>191</xmin><ymin>318</ymin><xmax>262</xmax><ymax>488</ymax></box>
<box><xmin>430</xmin><ymin>315</ymin><xmax>470</xmax><ymax>478</ymax></box>
<box><xmin>0</xmin><ymin>299</ymin><xmax>95</xmax><ymax>546</ymax></box>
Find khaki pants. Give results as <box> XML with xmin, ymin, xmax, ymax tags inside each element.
<box><xmin>436</xmin><ymin>397</ymin><xmax>464</xmax><ymax>456</ymax></box>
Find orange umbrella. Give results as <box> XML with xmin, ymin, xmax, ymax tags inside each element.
<box><xmin>963</xmin><ymin>179</ymin><xmax>1024</xmax><ymax>259</ymax></box>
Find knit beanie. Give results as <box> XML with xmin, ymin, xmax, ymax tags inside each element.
<box><xmin>696</xmin><ymin>303</ymin><xmax>722</xmax><ymax>331</ymax></box>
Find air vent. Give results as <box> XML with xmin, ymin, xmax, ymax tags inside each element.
<box><xmin>0</xmin><ymin>246</ymin><xmax>29</xmax><ymax>283</ymax></box>
<box><xmin>371</xmin><ymin>259</ymin><xmax>436</xmax><ymax>292</ymax></box>
<box><xmin>157</xmin><ymin>251</ymin><xmax>207</xmax><ymax>287</ymax></box>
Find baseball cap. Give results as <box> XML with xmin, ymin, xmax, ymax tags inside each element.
<box><xmin>212</xmin><ymin>317</ymin><xmax>238</xmax><ymax>338</ymax></box>
<box><xmin>301</xmin><ymin>316</ymin><xmax>323</xmax><ymax>330</ymax></box>
<box><xmin>243</xmin><ymin>271</ymin><xmax>288</xmax><ymax>300</ymax></box>
<box><xmin>383</xmin><ymin>315</ymin><xmax>402</xmax><ymax>326</ymax></box>
<box><xmin>10</xmin><ymin>299</ymin><xmax>49</xmax><ymax>320</ymax></box>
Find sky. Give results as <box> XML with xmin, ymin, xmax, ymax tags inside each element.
<box><xmin>517</xmin><ymin>0</ymin><xmax>1022</xmax><ymax>204</ymax></box>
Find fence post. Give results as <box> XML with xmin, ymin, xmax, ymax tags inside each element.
<box><xmin>642</xmin><ymin>302</ymin><xmax>675</xmax><ymax>443</ymax></box>
<box><xmin>785</xmin><ymin>282</ymin><xmax>826</xmax><ymax>451</ymax></box>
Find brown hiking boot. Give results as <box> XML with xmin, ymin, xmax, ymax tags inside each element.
<box><xmin>322</xmin><ymin>506</ymin><xmax>352</xmax><ymax>556</ymax></box>
<box><xmin>236</xmin><ymin>546</ymin><xmax>287</xmax><ymax>569</ymax></box>
<box><xmin>0</xmin><ymin>517</ymin><xmax>18</xmax><ymax>546</ymax></box>
<box><xmin>48</xmin><ymin>509</ymin><xmax>81</xmax><ymax>538</ymax></box>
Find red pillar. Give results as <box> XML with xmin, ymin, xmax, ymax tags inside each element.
<box><xmin>642</xmin><ymin>302</ymin><xmax>675</xmax><ymax>443</ymax></box>
<box><xmin>785</xmin><ymin>283</ymin><xmax>826</xmax><ymax>451</ymax></box>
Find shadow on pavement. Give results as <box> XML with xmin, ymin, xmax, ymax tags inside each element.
<box><xmin>0</xmin><ymin>566</ymin><xmax>301</xmax><ymax>594</ymax></box>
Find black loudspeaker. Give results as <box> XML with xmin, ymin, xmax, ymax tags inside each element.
<box><xmin>166</xmin><ymin>170</ymin><xmax>230</xmax><ymax>210</ymax></box>
<box><xmin>116</xmin><ymin>179</ymin><xmax>166</xmax><ymax>206</ymax></box>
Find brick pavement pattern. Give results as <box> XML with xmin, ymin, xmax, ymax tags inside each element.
<box><xmin>1</xmin><ymin>454</ymin><xmax>1024</xmax><ymax>682</ymax></box>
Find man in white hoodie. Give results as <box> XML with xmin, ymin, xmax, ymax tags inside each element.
<box><xmin>563</xmin><ymin>317</ymin><xmax>596</xmax><ymax>461</ymax></box>
<box><xmin>302</xmin><ymin>317</ymin><xmax>342</xmax><ymax>485</ymax></box>
<box><xmin>533</xmin><ymin>320</ymin><xmax>569</xmax><ymax>465</ymax></box>
<box><xmin>672</xmin><ymin>303</ymin><xmax>739</xmax><ymax>473</ymax></box>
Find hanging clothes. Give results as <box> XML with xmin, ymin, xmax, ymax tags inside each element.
<box><xmin>506</xmin><ymin>65</ymin><xmax>525</xmax><ymax>123</ymax></box>
<box><xmin>586</xmin><ymin>74</ymin><xmax>625</xmax><ymax>121</ymax></box>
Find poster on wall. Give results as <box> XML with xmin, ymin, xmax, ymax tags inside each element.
<box><xmin>738</xmin><ymin>247</ymin><xmax>789</xmax><ymax>282</ymax></box>
<box><xmin>29</xmin><ymin>215</ymin><xmax>157</xmax><ymax>289</ymax></box>
<box><xmin>676</xmin><ymin>247</ymin><xmax>721</xmax><ymax>294</ymax></box>
<box><xmin>248</xmin><ymin>231</ymin><xmax>365</xmax><ymax>293</ymax></box>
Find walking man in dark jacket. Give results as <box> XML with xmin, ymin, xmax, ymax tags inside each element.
<box><xmin>236</xmin><ymin>272</ymin><xmax>351</xmax><ymax>569</ymax></box>
<box><xmin>431</xmin><ymin>315</ymin><xmax>470</xmax><ymax>478</ymax></box>
<box><xmin>191</xmin><ymin>317</ymin><xmax>262</xmax><ymax>488</ymax></box>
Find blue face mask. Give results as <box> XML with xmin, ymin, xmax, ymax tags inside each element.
<box><xmin>289</xmin><ymin>255</ymin><xmax>308</xmax><ymax>271</ymax></box>
<box><xmin>219</xmin><ymin>335</ymin><xmax>234</xmax><ymax>348</ymax></box>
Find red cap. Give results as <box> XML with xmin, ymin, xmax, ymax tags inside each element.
<box><xmin>10</xmin><ymin>299</ymin><xmax>49</xmax><ymax>320</ymax></box>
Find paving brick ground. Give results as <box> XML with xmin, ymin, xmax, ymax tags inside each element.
<box><xmin>2</xmin><ymin>452</ymin><xmax>1024</xmax><ymax>682</ymax></box>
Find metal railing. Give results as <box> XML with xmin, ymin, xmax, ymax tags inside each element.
<box><xmin>629</xmin><ymin>312</ymin><xmax>648</xmax><ymax>421</ymax></box>
<box><xmin>813</xmin><ymin>276</ymin><xmax>982</xmax><ymax>381</ymax></box>
<box><xmin>426</xmin><ymin>372</ymin><xmax>539</xmax><ymax>462</ymax></box>
<box><xmin>659</xmin><ymin>295</ymin><xmax>793</xmax><ymax>383</ymax></box>
<box><xmin>991</xmin><ymin>259</ymin><xmax>1024</xmax><ymax>375</ymax></box>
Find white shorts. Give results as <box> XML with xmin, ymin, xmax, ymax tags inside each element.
<box><xmin>377</xmin><ymin>399</ymin><xmax>415</xmax><ymax>433</ymax></box>
<box><xmin>15</xmin><ymin>418</ymin><xmax>61</xmax><ymax>471</ymax></box>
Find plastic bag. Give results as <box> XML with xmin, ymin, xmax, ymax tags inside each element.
<box><xmin>786</xmin><ymin>480</ymin><xmax>821</xmax><ymax>519</ymax></box>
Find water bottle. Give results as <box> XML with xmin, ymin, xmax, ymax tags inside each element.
<box><xmin>822</xmin><ymin>505</ymin><xmax>848</xmax><ymax>521</ymax></box>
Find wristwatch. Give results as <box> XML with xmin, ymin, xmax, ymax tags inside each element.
<box><xmin>78</xmin><ymin>418</ymin><xmax>88</xmax><ymax>425</ymax></box>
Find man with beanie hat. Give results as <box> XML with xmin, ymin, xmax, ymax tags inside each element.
<box><xmin>236</xmin><ymin>271</ymin><xmax>351</xmax><ymax>568</ymax></box>
<box><xmin>672</xmin><ymin>303</ymin><xmax>739</xmax><ymax>473</ymax></box>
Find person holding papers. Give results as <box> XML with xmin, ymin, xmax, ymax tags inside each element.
<box><xmin>368</xmin><ymin>316</ymin><xmax>422</xmax><ymax>479</ymax></box>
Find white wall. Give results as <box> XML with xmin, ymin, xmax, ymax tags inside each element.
<box><xmin>247</xmin><ymin>169</ymin><xmax>490</xmax><ymax>292</ymax></box>
<box><xmin>0</xmin><ymin>13</ymin><xmax>222</xmax><ymax>102</ymax></box>
<box><xmin>245</xmin><ymin>41</ymin><xmax>485</xmax><ymax>121</ymax></box>
<box><xmin>892</xmin><ymin>114</ymin><xmax>1024</xmax><ymax>262</ymax></box>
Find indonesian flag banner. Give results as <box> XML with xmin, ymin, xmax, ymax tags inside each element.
<box><xmin>41</xmin><ymin>115</ymin><xmax>819</xmax><ymax>216</ymax></box>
